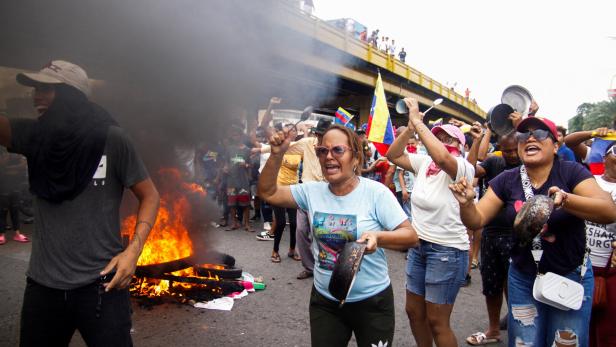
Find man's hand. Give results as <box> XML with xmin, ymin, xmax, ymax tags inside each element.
<box><xmin>402</xmin><ymin>190</ymin><xmax>410</xmax><ymax>202</ymax></box>
<box><xmin>269</xmin><ymin>127</ymin><xmax>296</xmax><ymax>155</ymax></box>
<box><xmin>403</xmin><ymin>98</ymin><xmax>423</xmax><ymax>126</ymax></box>
<box><xmin>449</xmin><ymin>119</ymin><xmax>465</xmax><ymax>128</ymax></box>
<box><xmin>448</xmin><ymin>177</ymin><xmax>476</xmax><ymax>206</ymax></box>
<box><xmin>100</xmin><ymin>247</ymin><xmax>140</xmax><ymax>292</ymax></box>
<box><xmin>357</xmin><ymin>231</ymin><xmax>378</xmax><ymax>254</ymax></box>
<box><xmin>509</xmin><ymin>111</ymin><xmax>523</xmax><ymax>128</ymax></box>
<box><xmin>592</xmin><ymin>127</ymin><xmax>611</xmax><ymax>137</ymax></box>
<box><xmin>269</xmin><ymin>97</ymin><xmax>282</xmax><ymax>105</ymax></box>
<box><xmin>470</xmin><ymin>121</ymin><xmax>483</xmax><ymax>140</ymax></box>
<box><xmin>529</xmin><ymin>99</ymin><xmax>539</xmax><ymax>116</ymax></box>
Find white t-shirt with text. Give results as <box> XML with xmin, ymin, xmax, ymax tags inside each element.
<box><xmin>586</xmin><ymin>175</ymin><xmax>616</xmax><ymax>267</ymax></box>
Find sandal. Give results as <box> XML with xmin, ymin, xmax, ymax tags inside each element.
<box><xmin>466</xmin><ymin>332</ymin><xmax>500</xmax><ymax>346</ymax></box>
<box><xmin>288</xmin><ymin>251</ymin><xmax>301</xmax><ymax>261</ymax></box>
<box><xmin>297</xmin><ymin>270</ymin><xmax>313</xmax><ymax>280</ymax></box>
<box><xmin>471</xmin><ymin>260</ymin><xmax>479</xmax><ymax>269</ymax></box>
<box><xmin>271</xmin><ymin>253</ymin><xmax>281</xmax><ymax>263</ymax></box>
<box><xmin>13</xmin><ymin>234</ymin><xmax>30</xmax><ymax>243</ymax></box>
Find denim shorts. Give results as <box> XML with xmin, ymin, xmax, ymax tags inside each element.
<box><xmin>406</xmin><ymin>240</ymin><xmax>468</xmax><ymax>304</ymax></box>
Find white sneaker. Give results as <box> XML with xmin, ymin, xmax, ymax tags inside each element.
<box><xmin>263</xmin><ymin>222</ymin><xmax>271</xmax><ymax>231</ymax></box>
<box><xmin>256</xmin><ymin>233</ymin><xmax>274</xmax><ymax>241</ymax></box>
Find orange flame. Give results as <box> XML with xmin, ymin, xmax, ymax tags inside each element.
<box><xmin>122</xmin><ymin>168</ymin><xmax>211</xmax><ymax>297</ymax></box>
<box><xmin>122</xmin><ymin>168</ymin><xmax>206</xmax><ymax>266</ymax></box>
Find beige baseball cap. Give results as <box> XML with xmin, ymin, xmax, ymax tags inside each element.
<box><xmin>16</xmin><ymin>60</ymin><xmax>90</xmax><ymax>96</ymax></box>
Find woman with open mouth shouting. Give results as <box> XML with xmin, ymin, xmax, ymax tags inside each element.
<box><xmin>258</xmin><ymin>123</ymin><xmax>417</xmax><ymax>347</ymax></box>
<box><xmin>449</xmin><ymin>116</ymin><xmax>616</xmax><ymax>347</ymax></box>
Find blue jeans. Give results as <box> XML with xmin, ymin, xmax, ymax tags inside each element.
<box><xmin>507</xmin><ymin>261</ymin><xmax>593</xmax><ymax>347</ymax></box>
<box><xmin>395</xmin><ymin>191</ymin><xmax>412</xmax><ymax>219</ymax></box>
<box><xmin>406</xmin><ymin>240</ymin><xmax>468</xmax><ymax>304</ymax></box>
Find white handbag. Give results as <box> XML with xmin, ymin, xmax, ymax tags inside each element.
<box><xmin>532</xmin><ymin>272</ymin><xmax>584</xmax><ymax>311</ymax></box>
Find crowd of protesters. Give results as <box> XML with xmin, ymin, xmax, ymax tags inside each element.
<box><xmin>188</xmin><ymin>94</ymin><xmax>616</xmax><ymax>347</ymax></box>
<box><xmin>2</xmin><ymin>60</ymin><xmax>616</xmax><ymax>347</ymax></box>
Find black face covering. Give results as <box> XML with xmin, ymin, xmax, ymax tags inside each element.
<box><xmin>27</xmin><ymin>84</ymin><xmax>117</xmax><ymax>203</ymax></box>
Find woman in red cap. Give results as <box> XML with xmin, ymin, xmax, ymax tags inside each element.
<box><xmin>450</xmin><ymin>116</ymin><xmax>616</xmax><ymax>346</ymax></box>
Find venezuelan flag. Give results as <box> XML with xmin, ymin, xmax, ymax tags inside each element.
<box><xmin>334</xmin><ymin>107</ymin><xmax>354</xmax><ymax>125</ymax></box>
<box><xmin>588</xmin><ymin>138</ymin><xmax>614</xmax><ymax>175</ymax></box>
<box><xmin>367</xmin><ymin>72</ymin><xmax>395</xmax><ymax>155</ymax></box>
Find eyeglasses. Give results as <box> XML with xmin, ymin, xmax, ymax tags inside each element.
<box><xmin>315</xmin><ymin>145</ymin><xmax>354</xmax><ymax>158</ymax></box>
<box><xmin>515</xmin><ymin>129</ymin><xmax>552</xmax><ymax>143</ymax></box>
<box><xmin>607</xmin><ymin>146</ymin><xmax>616</xmax><ymax>157</ymax></box>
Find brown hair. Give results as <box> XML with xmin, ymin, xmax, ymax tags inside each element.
<box><xmin>322</xmin><ymin>124</ymin><xmax>365</xmax><ymax>175</ymax></box>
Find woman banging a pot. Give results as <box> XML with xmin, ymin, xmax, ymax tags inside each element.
<box><xmin>258</xmin><ymin>124</ymin><xmax>417</xmax><ymax>347</ymax></box>
<box><xmin>449</xmin><ymin>116</ymin><xmax>616</xmax><ymax>347</ymax></box>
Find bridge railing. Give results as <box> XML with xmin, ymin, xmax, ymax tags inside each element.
<box><xmin>287</xmin><ymin>5</ymin><xmax>485</xmax><ymax>118</ymax></box>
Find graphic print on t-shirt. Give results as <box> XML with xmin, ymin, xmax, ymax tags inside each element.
<box><xmin>92</xmin><ymin>155</ymin><xmax>107</xmax><ymax>186</ymax></box>
<box><xmin>312</xmin><ymin>211</ymin><xmax>357</xmax><ymax>270</ymax></box>
<box><xmin>230</xmin><ymin>155</ymin><xmax>245</xmax><ymax>165</ymax></box>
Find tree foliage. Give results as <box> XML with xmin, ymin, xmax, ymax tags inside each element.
<box><xmin>568</xmin><ymin>98</ymin><xmax>616</xmax><ymax>132</ymax></box>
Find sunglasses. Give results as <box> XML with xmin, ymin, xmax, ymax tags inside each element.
<box><xmin>515</xmin><ymin>129</ymin><xmax>553</xmax><ymax>143</ymax></box>
<box><xmin>315</xmin><ymin>145</ymin><xmax>353</xmax><ymax>158</ymax></box>
<box><xmin>606</xmin><ymin>146</ymin><xmax>616</xmax><ymax>157</ymax></box>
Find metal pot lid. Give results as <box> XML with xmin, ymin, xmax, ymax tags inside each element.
<box><xmin>328</xmin><ymin>241</ymin><xmax>367</xmax><ymax>306</ymax></box>
<box><xmin>501</xmin><ymin>85</ymin><xmax>532</xmax><ymax>117</ymax></box>
<box><xmin>513</xmin><ymin>195</ymin><xmax>554</xmax><ymax>247</ymax></box>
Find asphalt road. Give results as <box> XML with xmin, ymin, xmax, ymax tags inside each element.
<box><xmin>0</xmin><ymin>220</ymin><xmax>509</xmax><ymax>347</ymax></box>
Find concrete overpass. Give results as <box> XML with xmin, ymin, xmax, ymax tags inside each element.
<box><xmin>275</xmin><ymin>1</ymin><xmax>486</xmax><ymax>126</ymax></box>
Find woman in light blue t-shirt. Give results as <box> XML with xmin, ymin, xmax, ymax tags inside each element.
<box><xmin>258</xmin><ymin>124</ymin><xmax>417</xmax><ymax>347</ymax></box>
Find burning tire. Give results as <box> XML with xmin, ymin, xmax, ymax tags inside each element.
<box><xmin>194</xmin><ymin>264</ymin><xmax>243</xmax><ymax>279</ymax></box>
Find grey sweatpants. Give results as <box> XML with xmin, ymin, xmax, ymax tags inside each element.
<box><xmin>295</xmin><ymin>209</ymin><xmax>314</xmax><ymax>273</ymax></box>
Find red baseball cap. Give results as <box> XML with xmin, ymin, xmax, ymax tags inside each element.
<box><xmin>516</xmin><ymin>116</ymin><xmax>558</xmax><ymax>140</ymax></box>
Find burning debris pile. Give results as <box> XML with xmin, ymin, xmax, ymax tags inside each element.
<box><xmin>121</xmin><ymin>168</ymin><xmax>247</xmax><ymax>305</ymax></box>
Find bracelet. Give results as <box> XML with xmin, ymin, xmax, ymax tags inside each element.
<box><xmin>137</xmin><ymin>220</ymin><xmax>153</xmax><ymax>230</ymax></box>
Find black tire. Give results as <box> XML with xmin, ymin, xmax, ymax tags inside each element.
<box><xmin>195</xmin><ymin>264</ymin><xmax>243</xmax><ymax>279</ymax></box>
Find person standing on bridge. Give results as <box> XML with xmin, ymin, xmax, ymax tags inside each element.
<box><xmin>0</xmin><ymin>60</ymin><xmax>160</xmax><ymax>347</ymax></box>
<box><xmin>398</xmin><ymin>47</ymin><xmax>407</xmax><ymax>63</ymax></box>
<box><xmin>389</xmin><ymin>39</ymin><xmax>397</xmax><ymax>58</ymax></box>
<box><xmin>387</xmin><ymin>97</ymin><xmax>474</xmax><ymax>347</ymax></box>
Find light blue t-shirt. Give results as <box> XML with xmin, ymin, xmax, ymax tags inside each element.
<box><xmin>291</xmin><ymin>177</ymin><xmax>408</xmax><ymax>302</ymax></box>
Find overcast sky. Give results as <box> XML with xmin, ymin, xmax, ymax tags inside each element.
<box><xmin>315</xmin><ymin>0</ymin><xmax>616</xmax><ymax>128</ymax></box>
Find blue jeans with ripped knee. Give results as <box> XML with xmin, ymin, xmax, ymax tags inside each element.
<box><xmin>507</xmin><ymin>261</ymin><xmax>593</xmax><ymax>347</ymax></box>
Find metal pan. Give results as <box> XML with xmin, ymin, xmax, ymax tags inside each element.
<box><xmin>501</xmin><ymin>85</ymin><xmax>532</xmax><ymax>117</ymax></box>
<box><xmin>328</xmin><ymin>241</ymin><xmax>367</xmax><ymax>307</ymax></box>
<box><xmin>513</xmin><ymin>195</ymin><xmax>554</xmax><ymax>247</ymax></box>
<box><xmin>488</xmin><ymin>103</ymin><xmax>515</xmax><ymax>136</ymax></box>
